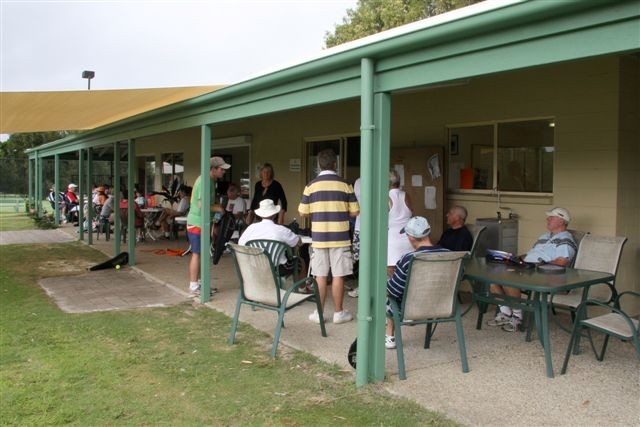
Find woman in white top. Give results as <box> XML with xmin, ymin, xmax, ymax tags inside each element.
<box><xmin>387</xmin><ymin>169</ymin><xmax>413</xmax><ymax>276</ymax></box>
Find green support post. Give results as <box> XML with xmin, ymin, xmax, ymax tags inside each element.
<box><xmin>87</xmin><ymin>148</ymin><xmax>93</xmax><ymax>245</ymax></box>
<box><xmin>28</xmin><ymin>158</ymin><xmax>33</xmax><ymax>212</ymax></box>
<box><xmin>370</xmin><ymin>91</ymin><xmax>391</xmax><ymax>380</ymax></box>
<box><xmin>200</xmin><ymin>125</ymin><xmax>212</xmax><ymax>303</ymax></box>
<box><xmin>357</xmin><ymin>58</ymin><xmax>391</xmax><ymax>386</ymax></box>
<box><xmin>127</xmin><ymin>139</ymin><xmax>136</xmax><ymax>265</ymax></box>
<box><xmin>36</xmin><ymin>154</ymin><xmax>42</xmax><ymax>217</ymax></box>
<box><xmin>54</xmin><ymin>154</ymin><xmax>60</xmax><ymax>224</ymax></box>
<box><xmin>114</xmin><ymin>141</ymin><xmax>121</xmax><ymax>253</ymax></box>
<box><xmin>356</xmin><ymin>57</ymin><xmax>375</xmax><ymax>386</ymax></box>
<box><xmin>78</xmin><ymin>150</ymin><xmax>84</xmax><ymax>241</ymax></box>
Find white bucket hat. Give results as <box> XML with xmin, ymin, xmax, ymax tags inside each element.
<box><xmin>254</xmin><ymin>199</ymin><xmax>281</xmax><ymax>218</ymax></box>
<box><xmin>545</xmin><ymin>207</ymin><xmax>571</xmax><ymax>223</ymax></box>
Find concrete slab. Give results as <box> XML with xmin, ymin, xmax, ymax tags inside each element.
<box><xmin>39</xmin><ymin>268</ymin><xmax>188</xmax><ymax>313</ymax></box>
<box><xmin>54</xmin><ymin>224</ymin><xmax>640</xmax><ymax>426</ymax></box>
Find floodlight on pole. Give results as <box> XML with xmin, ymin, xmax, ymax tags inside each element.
<box><xmin>82</xmin><ymin>70</ymin><xmax>95</xmax><ymax>90</ymax></box>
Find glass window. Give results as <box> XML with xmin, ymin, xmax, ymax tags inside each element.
<box><xmin>448</xmin><ymin>119</ymin><xmax>554</xmax><ymax>193</ymax></box>
<box><xmin>161</xmin><ymin>152</ymin><xmax>184</xmax><ymax>189</ymax></box>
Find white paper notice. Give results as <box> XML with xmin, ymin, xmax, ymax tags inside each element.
<box><xmin>425</xmin><ymin>186</ymin><xmax>437</xmax><ymax>210</ymax></box>
<box><xmin>411</xmin><ymin>175</ymin><xmax>422</xmax><ymax>187</ymax></box>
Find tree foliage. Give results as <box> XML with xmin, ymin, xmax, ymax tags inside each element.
<box><xmin>0</xmin><ymin>132</ymin><xmax>69</xmax><ymax>194</ymax></box>
<box><xmin>325</xmin><ymin>0</ymin><xmax>482</xmax><ymax>48</ymax></box>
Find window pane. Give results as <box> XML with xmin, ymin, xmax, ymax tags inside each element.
<box><xmin>161</xmin><ymin>152</ymin><xmax>184</xmax><ymax>190</ymax></box>
<box><xmin>448</xmin><ymin>125</ymin><xmax>494</xmax><ymax>190</ymax></box>
<box><xmin>497</xmin><ymin>119</ymin><xmax>554</xmax><ymax>193</ymax></box>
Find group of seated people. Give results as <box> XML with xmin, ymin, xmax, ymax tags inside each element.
<box><xmin>48</xmin><ymin>183</ymin><xmax>80</xmax><ymax>224</ymax></box>
<box><xmin>383</xmin><ymin>206</ymin><xmax>576</xmax><ymax>349</ymax></box>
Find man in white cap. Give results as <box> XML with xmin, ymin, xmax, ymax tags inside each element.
<box><xmin>488</xmin><ymin>207</ymin><xmax>577</xmax><ymax>332</ymax></box>
<box><xmin>186</xmin><ymin>156</ymin><xmax>230</xmax><ymax>296</ymax></box>
<box><xmin>238</xmin><ymin>199</ymin><xmax>305</xmax><ymax>280</ymax></box>
<box><xmin>65</xmin><ymin>183</ymin><xmax>80</xmax><ymax>224</ymax></box>
<box><xmin>385</xmin><ymin>216</ymin><xmax>449</xmax><ymax>349</ymax></box>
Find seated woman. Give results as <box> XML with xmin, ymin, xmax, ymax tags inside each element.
<box><xmin>156</xmin><ymin>186</ymin><xmax>191</xmax><ymax>239</ymax></box>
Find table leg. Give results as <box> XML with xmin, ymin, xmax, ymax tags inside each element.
<box><xmin>475</xmin><ymin>281</ymin><xmax>488</xmax><ymax>330</ymax></box>
<box><xmin>540</xmin><ymin>293</ymin><xmax>554</xmax><ymax>378</ymax></box>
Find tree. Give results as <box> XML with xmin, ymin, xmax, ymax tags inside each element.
<box><xmin>0</xmin><ymin>132</ymin><xmax>68</xmax><ymax>194</ymax></box>
<box><xmin>325</xmin><ymin>0</ymin><xmax>482</xmax><ymax>48</ymax></box>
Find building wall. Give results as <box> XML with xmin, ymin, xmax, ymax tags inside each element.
<box><xmin>136</xmin><ymin>54</ymin><xmax>638</xmax><ymax>297</ymax></box>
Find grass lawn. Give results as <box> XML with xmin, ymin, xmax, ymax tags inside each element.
<box><xmin>0</xmin><ymin>212</ymin><xmax>37</xmax><ymax>231</ymax></box>
<box><xmin>0</xmin><ymin>241</ymin><xmax>456</xmax><ymax>426</ymax></box>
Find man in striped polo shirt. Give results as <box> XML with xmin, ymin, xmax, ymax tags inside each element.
<box><xmin>298</xmin><ymin>149</ymin><xmax>359</xmax><ymax>325</ymax></box>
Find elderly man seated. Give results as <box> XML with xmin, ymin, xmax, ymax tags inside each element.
<box><xmin>487</xmin><ymin>207</ymin><xmax>577</xmax><ymax>332</ymax></box>
<box><xmin>438</xmin><ymin>205</ymin><xmax>473</xmax><ymax>251</ymax></box>
<box><xmin>156</xmin><ymin>186</ymin><xmax>191</xmax><ymax>239</ymax></box>
<box><xmin>238</xmin><ymin>199</ymin><xmax>307</xmax><ymax>284</ymax></box>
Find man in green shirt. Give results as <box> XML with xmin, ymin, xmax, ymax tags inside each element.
<box><xmin>186</xmin><ymin>156</ymin><xmax>230</xmax><ymax>295</ymax></box>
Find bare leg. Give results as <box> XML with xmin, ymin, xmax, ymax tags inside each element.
<box><xmin>332</xmin><ymin>276</ymin><xmax>345</xmax><ymax>312</ymax></box>
<box><xmin>189</xmin><ymin>253</ymin><xmax>200</xmax><ymax>283</ymax></box>
<box><xmin>386</xmin><ymin>318</ymin><xmax>394</xmax><ymax>336</ymax></box>
<box><xmin>315</xmin><ymin>275</ymin><xmax>328</xmax><ymax>309</ymax></box>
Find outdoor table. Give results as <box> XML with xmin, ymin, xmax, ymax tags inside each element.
<box><xmin>464</xmin><ymin>258</ymin><xmax>614</xmax><ymax>378</ymax></box>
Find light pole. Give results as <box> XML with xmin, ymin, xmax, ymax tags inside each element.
<box><xmin>82</xmin><ymin>70</ymin><xmax>95</xmax><ymax>90</ymax></box>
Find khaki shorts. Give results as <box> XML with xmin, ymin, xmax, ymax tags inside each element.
<box><xmin>310</xmin><ymin>247</ymin><xmax>353</xmax><ymax>277</ymax></box>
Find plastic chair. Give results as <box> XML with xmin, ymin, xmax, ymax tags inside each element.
<box><xmin>227</xmin><ymin>243</ymin><xmax>326</xmax><ymax>358</ymax></box>
<box><xmin>459</xmin><ymin>224</ymin><xmax>485</xmax><ymax>315</ymax></box>
<box><xmin>245</xmin><ymin>239</ymin><xmax>299</xmax><ymax>288</ymax></box>
<box><xmin>561</xmin><ymin>291</ymin><xmax>639</xmax><ymax>374</ymax></box>
<box><xmin>550</xmin><ymin>234</ymin><xmax>627</xmax><ymax>330</ymax></box>
<box><xmin>389</xmin><ymin>251</ymin><xmax>470</xmax><ymax>380</ymax></box>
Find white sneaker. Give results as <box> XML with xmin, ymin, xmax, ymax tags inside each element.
<box><xmin>502</xmin><ymin>316</ymin><xmax>522</xmax><ymax>332</ymax></box>
<box><xmin>487</xmin><ymin>312</ymin><xmax>511</xmax><ymax>327</ymax></box>
<box><xmin>308</xmin><ymin>309</ymin><xmax>325</xmax><ymax>324</ymax></box>
<box><xmin>189</xmin><ymin>286</ymin><xmax>200</xmax><ymax>296</ymax></box>
<box><xmin>385</xmin><ymin>335</ymin><xmax>396</xmax><ymax>349</ymax></box>
<box><xmin>347</xmin><ymin>288</ymin><xmax>359</xmax><ymax>298</ymax></box>
<box><xmin>333</xmin><ymin>310</ymin><xmax>353</xmax><ymax>324</ymax></box>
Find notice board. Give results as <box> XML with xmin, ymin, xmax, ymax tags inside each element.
<box><xmin>390</xmin><ymin>146</ymin><xmax>445</xmax><ymax>242</ymax></box>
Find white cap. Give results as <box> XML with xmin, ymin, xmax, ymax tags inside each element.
<box><xmin>545</xmin><ymin>207</ymin><xmax>571</xmax><ymax>223</ymax></box>
<box><xmin>400</xmin><ymin>216</ymin><xmax>431</xmax><ymax>238</ymax></box>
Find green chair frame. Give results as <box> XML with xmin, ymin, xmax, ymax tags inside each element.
<box><xmin>389</xmin><ymin>251</ymin><xmax>470</xmax><ymax>380</ymax></box>
<box><xmin>550</xmin><ymin>234</ymin><xmax>627</xmax><ymax>320</ymax></box>
<box><xmin>245</xmin><ymin>239</ymin><xmax>299</xmax><ymax>287</ymax></box>
<box><xmin>561</xmin><ymin>291</ymin><xmax>640</xmax><ymax>374</ymax></box>
<box><xmin>227</xmin><ymin>243</ymin><xmax>326</xmax><ymax>358</ymax></box>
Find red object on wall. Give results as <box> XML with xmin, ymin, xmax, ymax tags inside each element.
<box><xmin>460</xmin><ymin>168</ymin><xmax>474</xmax><ymax>189</ymax></box>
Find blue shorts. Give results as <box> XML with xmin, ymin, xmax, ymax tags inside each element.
<box><xmin>187</xmin><ymin>230</ymin><xmax>201</xmax><ymax>254</ymax></box>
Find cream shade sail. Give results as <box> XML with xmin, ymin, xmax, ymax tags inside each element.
<box><xmin>0</xmin><ymin>85</ymin><xmax>222</xmax><ymax>133</ymax></box>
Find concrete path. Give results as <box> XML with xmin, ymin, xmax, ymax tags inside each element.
<box><xmin>25</xmin><ymin>225</ymin><xmax>640</xmax><ymax>426</ymax></box>
<box><xmin>0</xmin><ymin>229</ymin><xmax>75</xmax><ymax>245</ymax></box>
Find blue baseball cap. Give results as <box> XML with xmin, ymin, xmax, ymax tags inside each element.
<box><xmin>400</xmin><ymin>216</ymin><xmax>431</xmax><ymax>238</ymax></box>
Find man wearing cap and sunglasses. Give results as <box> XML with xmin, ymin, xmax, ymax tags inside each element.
<box><xmin>385</xmin><ymin>216</ymin><xmax>449</xmax><ymax>349</ymax></box>
<box><xmin>487</xmin><ymin>207</ymin><xmax>577</xmax><ymax>332</ymax></box>
<box><xmin>186</xmin><ymin>156</ymin><xmax>230</xmax><ymax>296</ymax></box>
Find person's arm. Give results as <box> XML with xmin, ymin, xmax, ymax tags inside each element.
<box><xmin>548</xmin><ymin>257</ymin><xmax>570</xmax><ymax>266</ymax></box>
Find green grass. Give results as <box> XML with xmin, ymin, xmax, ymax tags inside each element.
<box><xmin>0</xmin><ymin>212</ymin><xmax>37</xmax><ymax>231</ymax></box>
<box><xmin>0</xmin><ymin>242</ymin><xmax>457</xmax><ymax>426</ymax></box>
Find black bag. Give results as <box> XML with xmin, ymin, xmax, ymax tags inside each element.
<box><xmin>347</xmin><ymin>338</ymin><xmax>357</xmax><ymax>369</ymax></box>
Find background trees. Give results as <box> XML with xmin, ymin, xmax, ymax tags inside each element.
<box><xmin>325</xmin><ymin>0</ymin><xmax>481</xmax><ymax>47</ymax></box>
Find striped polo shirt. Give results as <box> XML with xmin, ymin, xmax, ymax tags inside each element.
<box><xmin>298</xmin><ymin>171</ymin><xmax>359</xmax><ymax>249</ymax></box>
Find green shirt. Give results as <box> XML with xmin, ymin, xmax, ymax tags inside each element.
<box><xmin>186</xmin><ymin>175</ymin><xmax>217</xmax><ymax>228</ymax></box>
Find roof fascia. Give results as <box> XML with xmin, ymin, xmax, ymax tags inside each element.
<box><xmin>28</xmin><ymin>0</ymin><xmax>639</xmax><ymax>159</ymax></box>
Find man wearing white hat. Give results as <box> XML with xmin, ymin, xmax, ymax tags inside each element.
<box><xmin>238</xmin><ymin>199</ymin><xmax>304</xmax><ymax>278</ymax></box>
<box><xmin>488</xmin><ymin>207</ymin><xmax>577</xmax><ymax>332</ymax></box>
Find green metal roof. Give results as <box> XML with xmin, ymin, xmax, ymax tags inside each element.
<box><xmin>28</xmin><ymin>0</ymin><xmax>640</xmax><ymax>158</ymax></box>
